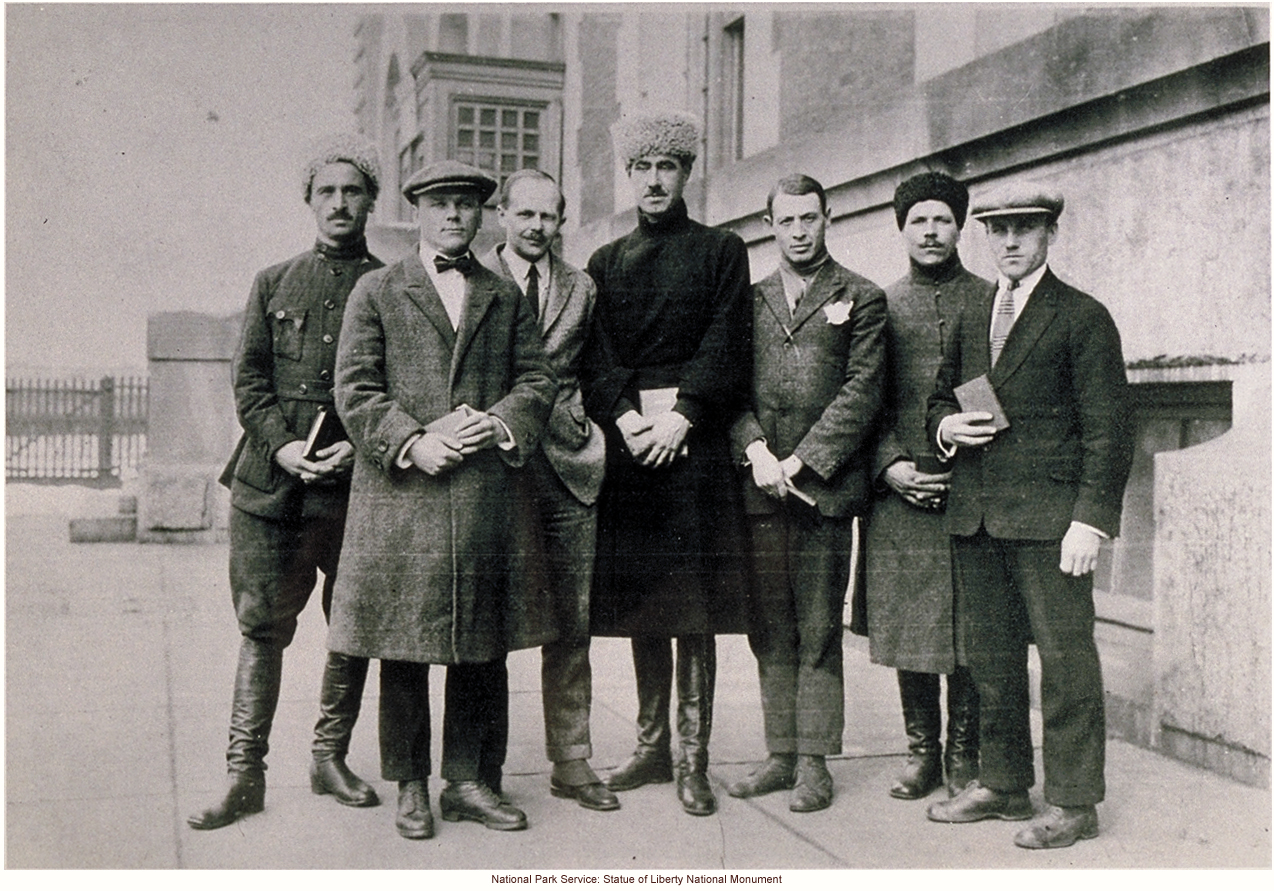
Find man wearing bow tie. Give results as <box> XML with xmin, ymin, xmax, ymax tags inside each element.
<box><xmin>926</xmin><ymin>182</ymin><xmax>1132</xmax><ymax>849</ymax></box>
<box><xmin>479</xmin><ymin>170</ymin><xmax>618</xmax><ymax>812</ymax></box>
<box><xmin>327</xmin><ymin>160</ymin><xmax>556</xmax><ymax>840</ymax></box>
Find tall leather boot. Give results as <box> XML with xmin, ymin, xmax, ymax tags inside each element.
<box><xmin>889</xmin><ymin>669</ymin><xmax>942</xmax><ymax>800</ymax></box>
<box><xmin>606</xmin><ymin>637</ymin><xmax>674</xmax><ymax>791</ymax></box>
<box><xmin>187</xmin><ymin>638</ymin><xmax>282</xmax><ymax>829</ymax></box>
<box><xmin>943</xmin><ymin>665</ymin><xmax>980</xmax><ymax>796</ymax></box>
<box><xmin>675</xmin><ymin>635</ymin><xmax>717</xmax><ymax>816</ymax></box>
<box><xmin>310</xmin><ymin>651</ymin><xmax>379</xmax><ymax>807</ymax></box>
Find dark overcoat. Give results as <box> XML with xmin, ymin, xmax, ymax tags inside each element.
<box><xmin>326</xmin><ymin>252</ymin><xmax>557</xmax><ymax>665</ymax></box>
<box><xmin>220</xmin><ymin>243</ymin><xmax>382</xmax><ymax>520</ymax></box>
<box><xmin>862</xmin><ymin>259</ymin><xmax>991</xmax><ymax>674</ymax></box>
<box><xmin>581</xmin><ymin>200</ymin><xmax>752</xmax><ymax>637</ymax></box>
<box><xmin>730</xmin><ymin>260</ymin><xmax>887</xmax><ymax>519</ymax></box>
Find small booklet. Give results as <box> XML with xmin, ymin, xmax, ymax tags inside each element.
<box><xmin>638</xmin><ymin>387</ymin><xmax>679</xmax><ymax>417</ymax></box>
<box><xmin>424</xmin><ymin>403</ymin><xmax>476</xmax><ymax>437</ymax></box>
<box><xmin>953</xmin><ymin>374</ymin><xmax>1010</xmax><ymax>432</ymax></box>
<box><xmin>302</xmin><ymin>407</ymin><xmax>343</xmax><ymax>460</ymax></box>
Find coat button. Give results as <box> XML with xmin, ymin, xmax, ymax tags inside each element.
<box><xmin>298</xmin><ymin>383</ymin><xmax>308</xmax><ymax>394</ymax></box>
<box><xmin>323</xmin><ymin>334</ymin><xmax>334</xmax><ymax>344</ymax></box>
<box><xmin>378</xmin><ymin>442</ymin><xmax>388</xmax><ymax>452</ymax></box>
<box><xmin>275</xmin><ymin>310</ymin><xmax>286</xmax><ymax>319</ymax></box>
<box><xmin>320</xmin><ymin>369</ymin><xmax>330</xmax><ymax>380</ymax></box>
<box><xmin>325</xmin><ymin>299</ymin><xmax>336</xmax><ymax>309</ymax></box>
<box><xmin>330</xmin><ymin>267</ymin><xmax>342</xmax><ymax>276</ymax></box>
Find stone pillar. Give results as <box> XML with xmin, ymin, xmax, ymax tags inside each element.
<box><xmin>1153</xmin><ymin>360</ymin><xmax>1271</xmax><ymax>786</ymax></box>
<box><xmin>137</xmin><ymin>312</ymin><xmax>241</xmax><ymax>543</ymax></box>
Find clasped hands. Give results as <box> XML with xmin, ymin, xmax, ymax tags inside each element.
<box><xmin>745</xmin><ymin>440</ymin><xmax>805</xmax><ymax>500</ymax></box>
<box><xmin>275</xmin><ymin>439</ymin><xmax>355</xmax><ymax>483</ymax></box>
<box><xmin>617</xmin><ymin>409</ymin><xmax>690</xmax><ymax>468</ymax></box>
<box><xmin>408</xmin><ymin>410</ymin><xmax>508</xmax><ymax>476</ymax></box>
<box><xmin>883</xmin><ymin>459</ymin><xmax>950</xmax><ymax>510</ymax></box>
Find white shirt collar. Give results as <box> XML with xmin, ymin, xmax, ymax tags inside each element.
<box><xmin>998</xmin><ymin>263</ymin><xmax>1049</xmax><ymax>300</ymax></box>
<box><xmin>500</xmin><ymin>245</ymin><xmax>550</xmax><ymax>296</ymax></box>
<box><xmin>419</xmin><ymin>243</ymin><xmax>470</xmax><ymax>329</ymax></box>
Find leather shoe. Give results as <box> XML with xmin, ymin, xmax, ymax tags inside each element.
<box><xmin>551</xmin><ymin>777</ymin><xmax>621</xmax><ymax>811</ymax></box>
<box><xmin>311</xmin><ymin>756</ymin><xmax>380</xmax><ymax>807</ymax></box>
<box><xmin>789</xmin><ymin>755</ymin><xmax>833</xmax><ymax>813</ymax></box>
<box><xmin>440</xmin><ymin>780</ymin><xmax>528</xmax><ymax>831</ymax></box>
<box><xmin>677</xmin><ymin>770</ymin><xmax>717</xmax><ymax>816</ymax></box>
<box><xmin>606</xmin><ymin>751</ymin><xmax>674</xmax><ymax>792</ymax></box>
<box><xmin>927</xmin><ymin>780</ymin><xmax>1032</xmax><ymax>823</ymax></box>
<box><xmin>394</xmin><ymin>779</ymin><xmax>434</xmax><ymax>839</ymax></box>
<box><xmin>187</xmin><ymin>771</ymin><xmax>265</xmax><ymax>830</ymax></box>
<box><xmin>890</xmin><ymin>752</ymin><xmax>942</xmax><ymax>800</ymax></box>
<box><xmin>727</xmin><ymin>754</ymin><xmax>795</xmax><ymax>799</ymax></box>
<box><xmin>1013</xmin><ymin>805</ymin><xmax>1098</xmax><ymax>849</ymax></box>
<box><xmin>944</xmin><ymin>753</ymin><xmax>979</xmax><ymax>797</ymax></box>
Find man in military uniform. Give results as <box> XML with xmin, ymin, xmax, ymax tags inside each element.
<box><xmin>189</xmin><ymin>134</ymin><xmax>384</xmax><ymax>830</ymax></box>
<box><xmin>581</xmin><ymin>111</ymin><xmax>752</xmax><ymax>818</ymax></box>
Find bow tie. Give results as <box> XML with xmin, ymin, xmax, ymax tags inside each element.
<box><xmin>433</xmin><ymin>254</ymin><xmax>477</xmax><ymax>275</ymax></box>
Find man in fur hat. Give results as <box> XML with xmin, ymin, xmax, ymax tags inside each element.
<box><xmin>580</xmin><ymin>110</ymin><xmax>752</xmax><ymax>817</ymax></box>
<box><xmin>189</xmin><ymin>134</ymin><xmax>384</xmax><ymax>830</ymax></box>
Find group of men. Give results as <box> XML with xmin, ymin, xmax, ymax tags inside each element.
<box><xmin>189</xmin><ymin>111</ymin><xmax>1132</xmax><ymax>854</ymax></box>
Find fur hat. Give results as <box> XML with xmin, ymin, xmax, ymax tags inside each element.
<box><xmin>970</xmin><ymin>181</ymin><xmax>1064</xmax><ymax>222</ymax></box>
<box><xmin>893</xmin><ymin>172</ymin><xmax>969</xmax><ymax>230</ymax></box>
<box><xmin>612</xmin><ymin>110</ymin><xmax>701</xmax><ymax>167</ymax></box>
<box><xmin>302</xmin><ymin>132</ymin><xmax>381</xmax><ymax>202</ymax></box>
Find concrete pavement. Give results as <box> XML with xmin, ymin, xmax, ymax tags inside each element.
<box><xmin>4</xmin><ymin>500</ymin><xmax>1270</xmax><ymax>870</ymax></box>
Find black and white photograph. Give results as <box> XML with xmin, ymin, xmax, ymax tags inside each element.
<box><xmin>4</xmin><ymin>1</ymin><xmax>1270</xmax><ymax>875</ymax></box>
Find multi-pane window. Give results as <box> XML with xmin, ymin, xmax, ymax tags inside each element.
<box><xmin>454</xmin><ymin>101</ymin><xmax>543</xmax><ymax>188</ymax></box>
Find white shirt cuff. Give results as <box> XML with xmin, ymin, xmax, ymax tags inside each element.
<box><xmin>494</xmin><ymin>416</ymin><xmax>516</xmax><ymax>451</ymax></box>
<box><xmin>396</xmin><ymin>432</ymin><xmax>423</xmax><ymax>469</ymax></box>
<box><xmin>935</xmin><ymin>416</ymin><xmax>959</xmax><ymax>459</ymax></box>
<box><xmin>1070</xmin><ymin>520</ymin><xmax>1109</xmax><ymax>539</ymax></box>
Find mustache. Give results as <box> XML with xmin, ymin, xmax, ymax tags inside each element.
<box><xmin>326</xmin><ymin>210</ymin><xmax>353</xmax><ymax>221</ymax></box>
<box><xmin>644</xmin><ymin>187</ymin><xmax>669</xmax><ymax>197</ymax></box>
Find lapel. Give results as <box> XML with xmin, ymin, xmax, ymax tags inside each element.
<box><xmin>756</xmin><ymin>271</ymin><xmax>793</xmax><ymax>337</ymax></box>
<box><xmin>449</xmin><ymin>268</ymin><xmax>499</xmax><ymax>386</ymax></box>
<box><xmin>988</xmin><ymin>268</ymin><xmax>1059</xmax><ymax>387</ymax></box>
<box><xmin>789</xmin><ymin>262</ymin><xmax>847</xmax><ymax>334</ymax></box>
<box><xmin>541</xmin><ymin>256</ymin><xmax>572</xmax><ymax>335</ymax></box>
<box><xmin>400</xmin><ymin>251</ymin><xmax>456</xmax><ymax>352</ymax></box>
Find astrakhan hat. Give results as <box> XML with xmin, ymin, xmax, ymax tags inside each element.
<box><xmin>612</xmin><ymin>110</ymin><xmax>701</xmax><ymax>166</ymax></box>
<box><xmin>402</xmin><ymin>160</ymin><xmax>498</xmax><ymax>204</ymax></box>
<box><xmin>302</xmin><ymin>132</ymin><xmax>381</xmax><ymax>201</ymax></box>
<box><xmin>893</xmin><ymin>171</ymin><xmax>970</xmax><ymax>229</ymax></box>
<box><xmin>970</xmin><ymin>181</ymin><xmax>1064</xmax><ymax>221</ymax></box>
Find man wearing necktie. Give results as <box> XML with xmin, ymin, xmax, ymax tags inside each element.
<box><xmin>926</xmin><ymin>182</ymin><xmax>1132</xmax><ymax>848</ymax></box>
<box><xmin>479</xmin><ymin>170</ymin><xmax>617</xmax><ymax>812</ymax></box>
<box><xmin>327</xmin><ymin>160</ymin><xmax>556</xmax><ymax>840</ymax></box>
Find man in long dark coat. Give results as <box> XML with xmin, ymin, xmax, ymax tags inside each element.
<box><xmin>926</xmin><ymin>182</ymin><xmax>1132</xmax><ymax>849</ymax></box>
<box><xmin>327</xmin><ymin>161</ymin><xmax>555</xmax><ymax>840</ymax></box>
<box><xmin>581</xmin><ymin>111</ymin><xmax>751</xmax><ymax>817</ymax></box>
<box><xmin>189</xmin><ymin>134</ymin><xmax>383</xmax><ymax>830</ymax></box>
<box><xmin>863</xmin><ymin>172</ymin><xmax>988</xmax><ymax>801</ymax></box>
<box><xmin>728</xmin><ymin>174</ymin><xmax>886</xmax><ymax>813</ymax></box>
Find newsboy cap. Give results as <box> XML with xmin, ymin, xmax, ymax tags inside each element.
<box><xmin>970</xmin><ymin>181</ymin><xmax>1064</xmax><ymax>222</ymax></box>
<box><xmin>612</xmin><ymin>110</ymin><xmax>701</xmax><ymax>166</ymax></box>
<box><xmin>893</xmin><ymin>171</ymin><xmax>969</xmax><ymax>230</ymax></box>
<box><xmin>302</xmin><ymin>132</ymin><xmax>381</xmax><ymax>202</ymax></box>
<box><xmin>402</xmin><ymin>160</ymin><xmax>498</xmax><ymax>204</ymax></box>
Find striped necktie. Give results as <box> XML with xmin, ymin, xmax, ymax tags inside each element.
<box><xmin>990</xmin><ymin>279</ymin><xmax>1019</xmax><ymax>367</ymax></box>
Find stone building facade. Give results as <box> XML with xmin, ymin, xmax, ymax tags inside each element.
<box><xmin>334</xmin><ymin>4</ymin><xmax>1270</xmax><ymax>785</ymax></box>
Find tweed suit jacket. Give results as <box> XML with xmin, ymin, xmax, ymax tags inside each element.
<box><xmin>731</xmin><ymin>259</ymin><xmax>888</xmax><ymax>519</ymax></box>
<box><xmin>481</xmin><ymin>244</ymin><xmax>606</xmax><ymax>506</ymax></box>
<box><xmin>926</xmin><ymin>267</ymin><xmax>1133</xmax><ymax>540</ymax></box>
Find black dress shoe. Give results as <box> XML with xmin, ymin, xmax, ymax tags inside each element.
<box><xmin>606</xmin><ymin>752</ymin><xmax>674</xmax><ymax>792</ymax></box>
<box><xmin>440</xmin><ymin>781</ymin><xmax>528</xmax><ymax>831</ymax></box>
<box><xmin>727</xmin><ymin>755</ymin><xmax>796</xmax><ymax>799</ymax></box>
<box><xmin>789</xmin><ymin>755</ymin><xmax>833</xmax><ymax>813</ymax></box>
<box><xmin>677</xmin><ymin>771</ymin><xmax>717</xmax><ymax>816</ymax></box>
<box><xmin>890</xmin><ymin>752</ymin><xmax>942</xmax><ymax>800</ymax></box>
<box><xmin>311</xmin><ymin>756</ymin><xmax>380</xmax><ymax>807</ymax></box>
<box><xmin>927</xmin><ymin>780</ymin><xmax>1032</xmax><ymax>823</ymax></box>
<box><xmin>550</xmin><ymin>777</ymin><xmax>621</xmax><ymax>811</ymax></box>
<box><xmin>1013</xmin><ymin>805</ymin><xmax>1098</xmax><ymax>849</ymax></box>
<box><xmin>187</xmin><ymin>772</ymin><xmax>265</xmax><ymax>830</ymax></box>
<box><xmin>395</xmin><ymin>779</ymin><xmax>434</xmax><ymax>839</ymax></box>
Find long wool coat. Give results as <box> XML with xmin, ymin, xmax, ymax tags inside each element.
<box><xmin>581</xmin><ymin>200</ymin><xmax>752</xmax><ymax>637</ymax></box>
<box><xmin>326</xmin><ymin>252</ymin><xmax>556</xmax><ymax>665</ymax></box>
<box><xmin>862</xmin><ymin>258</ymin><xmax>991</xmax><ymax>674</ymax></box>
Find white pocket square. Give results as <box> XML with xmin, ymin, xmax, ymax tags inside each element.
<box><xmin>824</xmin><ymin>301</ymin><xmax>853</xmax><ymax>325</ymax></box>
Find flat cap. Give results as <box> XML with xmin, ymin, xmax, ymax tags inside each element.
<box><xmin>402</xmin><ymin>160</ymin><xmax>497</xmax><ymax>204</ymax></box>
<box><xmin>612</xmin><ymin>110</ymin><xmax>701</xmax><ymax>166</ymax></box>
<box><xmin>970</xmin><ymin>181</ymin><xmax>1064</xmax><ymax>221</ymax></box>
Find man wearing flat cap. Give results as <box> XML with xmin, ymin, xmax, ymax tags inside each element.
<box><xmin>326</xmin><ymin>160</ymin><xmax>556</xmax><ymax>839</ymax></box>
<box><xmin>580</xmin><ymin>110</ymin><xmax>752</xmax><ymax>817</ymax></box>
<box><xmin>862</xmin><ymin>171</ymin><xmax>987</xmax><ymax>802</ymax></box>
<box><xmin>189</xmin><ymin>134</ymin><xmax>384</xmax><ymax>830</ymax></box>
<box><xmin>926</xmin><ymin>182</ymin><xmax>1132</xmax><ymax>849</ymax></box>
